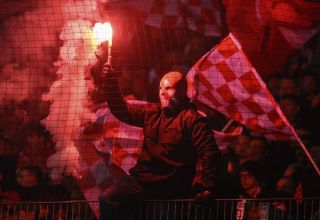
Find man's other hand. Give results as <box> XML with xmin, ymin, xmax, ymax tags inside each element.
<box><xmin>194</xmin><ymin>190</ymin><xmax>213</xmax><ymax>205</ymax></box>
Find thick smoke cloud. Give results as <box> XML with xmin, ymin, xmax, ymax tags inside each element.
<box><xmin>0</xmin><ymin>0</ymin><xmax>61</xmax><ymax>102</ymax></box>
<box><xmin>43</xmin><ymin>18</ymin><xmax>100</xmax><ymax>182</ymax></box>
<box><xmin>0</xmin><ymin>0</ymin><xmax>105</xmax><ymax>182</ymax></box>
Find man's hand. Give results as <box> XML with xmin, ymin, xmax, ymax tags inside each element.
<box><xmin>101</xmin><ymin>63</ymin><xmax>113</xmax><ymax>78</ymax></box>
<box><xmin>194</xmin><ymin>190</ymin><xmax>213</xmax><ymax>205</ymax></box>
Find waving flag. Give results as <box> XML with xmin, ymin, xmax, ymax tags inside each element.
<box><xmin>124</xmin><ymin>0</ymin><xmax>222</xmax><ymax>37</ymax></box>
<box><xmin>77</xmin><ymin>102</ymin><xmax>143</xmax><ymax>215</ymax></box>
<box><xmin>224</xmin><ymin>0</ymin><xmax>320</xmax><ymax>79</ymax></box>
<box><xmin>187</xmin><ymin>33</ymin><xmax>295</xmax><ymax>141</ymax></box>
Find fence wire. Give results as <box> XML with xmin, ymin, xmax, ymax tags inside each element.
<box><xmin>1</xmin><ymin>198</ymin><xmax>320</xmax><ymax>220</ymax></box>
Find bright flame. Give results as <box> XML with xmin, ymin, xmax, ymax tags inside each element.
<box><xmin>92</xmin><ymin>22</ymin><xmax>112</xmax><ymax>45</ymax></box>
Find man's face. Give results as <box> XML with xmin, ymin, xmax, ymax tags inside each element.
<box><xmin>279</xmin><ymin>79</ymin><xmax>297</xmax><ymax>96</ymax></box>
<box><xmin>17</xmin><ymin>169</ymin><xmax>38</xmax><ymax>188</ymax></box>
<box><xmin>233</xmin><ymin>135</ymin><xmax>250</xmax><ymax>158</ymax></box>
<box><xmin>279</xmin><ymin>99</ymin><xmax>299</xmax><ymax>122</ymax></box>
<box><xmin>159</xmin><ymin>72</ymin><xmax>186</xmax><ymax>109</ymax></box>
<box><xmin>247</xmin><ymin>139</ymin><xmax>268</xmax><ymax>162</ymax></box>
<box><xmin>302</xmin><ymin>75</ymin><xmax>317</xmax><ymax>94</ymax></box>
<box><xmin>240</xmin><ymin>171</ymin><xmax>259</xmax><ymax>191</ymax></box>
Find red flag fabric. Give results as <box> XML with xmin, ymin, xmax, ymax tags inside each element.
<box><xmin>223</xmin><ymin>0</ymin><xmax>320</xmax><ymax>79</ymax></box>
<box><xmin>77</xmin><ymin>102</ymin><xmax>143</xmax><ymax>216</ymax></box>
<box><xmin>125</xmin><ymin>0</ymin><xmax>222</xmax><ymax>37</ymax></box>
<box><xmin>187</xmin><ymin>33</ymin><xmax>295</xmax><ymax>141</ymax></box>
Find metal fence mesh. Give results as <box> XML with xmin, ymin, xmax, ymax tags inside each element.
<box><xmin>1</xmin><ymin>198</ymin><xmax>319</xmax><ymax>220</ymax></box>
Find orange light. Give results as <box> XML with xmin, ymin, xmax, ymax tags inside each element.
<box><xmin>92</xmin><ymin>22</ymin><xmax>113</xmax><ymax>45</ymax></box>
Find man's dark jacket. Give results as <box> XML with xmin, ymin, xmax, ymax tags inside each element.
<box><xmin>104</xmin><ymin>73</ymin><xmax>221</xmax><ymax>193</ymax></box>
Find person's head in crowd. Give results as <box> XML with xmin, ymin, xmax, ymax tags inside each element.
<box><xmin>280</xmin><ymin>94</ymin><xmax>313</xmax><ymax>140</ymax></box>
<box><xmin>247</xmin><ymin>136</ymin><xmax>269</xmax><ymax>163</ymax></box>
<box><xmin>278</xmin><ymin>77</ymin><xmax>298</xmax><ymax>97</ymax></box>
<box><xmin>300</xmin><ymin>67</ymin><xmax>320</xmax><ymax>108</ymax></box>
<box><xmin>279</xmin><ymin>95</ymin><xmax>301</xmax><ymax>123</ymax></box>
<box><xmin>25</xmin><ymin>124</ymin><xmax>51</xmax><ymax>151</ymax></box>
<box><xmin>296</xmin><ymin>48</ymin><xmax>311</xmax><ymax>71</ymax></box>
<box><xmin>285</xmin><ymin>55</ymin><xmax>300</xmax><ymax>78</ymax></box>
<box><xmin>240</xmin><ymin>161</ymin><xmax>265</xmax><ymax>198</ymax></box>
<box><xmin>15</xmin><ymin>107</ymin><xmax>30</xmax><ymax>126</ymax></box>
<box><xmin>301</xmin><ymin>70</ymin><xmax>319</xmax><ymax>96</ymax></box>
<box><xmin>232</xmin><ymin>133</ymin><xmax>251</xmax><ymax>163</ymax></box>
<box><xmin>285</xmin><ymin>51</ymin><xmax>309</xmax><ymax>79</ymax></box>
<box><xmin>159</xmin><ymin>71</ymin><xmax>188</xmax><ymax>111</ymax></box>
<box><xmin>18</xmin><ymin>124</ymin><xmax>53</xmax><ymax>171</ymax></box>
<box><xmin>16</xmin><ymin>165</ymin><xmax>43</xmax><ymax>188</ymax></box>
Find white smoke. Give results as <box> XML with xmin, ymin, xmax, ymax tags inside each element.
<box><xmin>0</xmin><ymin>0</ymin><xmax>62</xmax><ymax>102</ymax></box>
<box><xmin>0</xmin><ymin>0</ymin><xmax>100</xmax><ymax>102</ymax></box>
<box><xmin>42</xmin><ymin>1</ymin><xmax>103</xmax><ymax>183</ymax></box>
<box><xmin>0</xmin><ymin>0</ymin><xmax>106</xmax><ymax>182</ymax></box>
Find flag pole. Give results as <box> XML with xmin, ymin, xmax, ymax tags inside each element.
<box><xmin>221</xmin><ymin>119</ymin><xmax>234</xmax><ymax>132</ymax></box>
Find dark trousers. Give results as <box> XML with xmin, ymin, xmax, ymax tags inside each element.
<box><xmin>99</xmin><ymin>175</ymin><xmax>143</xmax><ymax>220</ymax></box>
<box><xmin>99</xmin><ymin>174</ymin><xmax>193</xmax><ymax>220</ymax></box>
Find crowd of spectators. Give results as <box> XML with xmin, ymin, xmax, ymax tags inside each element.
<box><xmin>0</xmin><ymin>103</ymin><xmax>86</xmax><ymax>218</ymax></box>
<box><xmin>0</xmin><ymin>20</ymin><xmax>320</xmax><ymax>219</ymax></box>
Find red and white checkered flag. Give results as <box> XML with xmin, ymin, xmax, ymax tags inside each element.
<box><xmin>126</xmin><ymin>0</ymin><xmax>222</xmax><ymax>37</ymax></box>
<box><xmin>77</xmin><ymin>102</ymin><xmax>143</xmax><ymax>215</ymax></box>
<box><xmin>187</xmin><ymin>33</ymin><xmax>295</xmax><ymax>141</ymax></box>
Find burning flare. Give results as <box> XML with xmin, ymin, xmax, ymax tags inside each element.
<box><xmin>92</xmin><ymin>22</ymin><xmax>113</xmax><ymax>45</ymax></box>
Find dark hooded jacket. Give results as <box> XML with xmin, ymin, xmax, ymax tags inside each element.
<box><xmin>104</xmin><ymin>73</ymin><xmax>221</xmax><ymax>192</ymax></box>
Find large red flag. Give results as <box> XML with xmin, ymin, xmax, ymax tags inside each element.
<box><xmin>187</xmin><ymin>33</ymin><xmax>295</xmax><ymax>141</ymax></box>
<box><xmin>77</xmin><ymin>102</ymin><xmax>143</xmax><ymax>216</ymax></box>
<box><xmin>124</xmin><ymin>0</ymin><xmax>222</xmax><ymax>37</ymax></box>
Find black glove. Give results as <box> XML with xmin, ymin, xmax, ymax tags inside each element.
<box><xmin>194</xmin><ymin>190</ymin><xmax>214</xmax><ymax>205</ymax></box>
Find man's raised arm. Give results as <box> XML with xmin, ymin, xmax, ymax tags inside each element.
<box><xmin>101</xmin><ymin>64</ymin><xmax>145</xmax><ymax>127</ymax></box>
